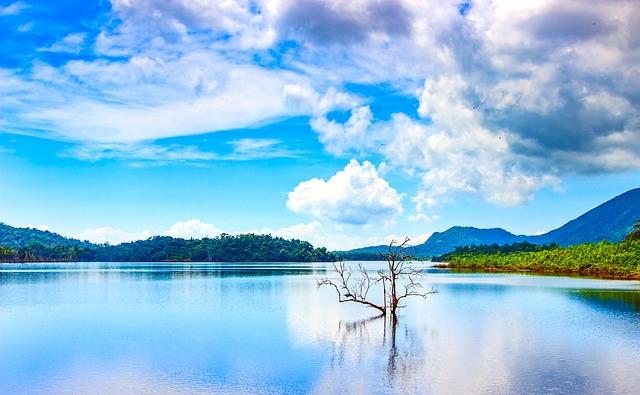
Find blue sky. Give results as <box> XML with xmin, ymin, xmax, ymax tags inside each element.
<box><xmin>1</xmin><ymin>0</ymin><xmax>639</xmax><ymax>249</ymax></box>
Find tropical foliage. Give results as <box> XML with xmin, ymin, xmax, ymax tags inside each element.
<box><xmin>0</xmin><ymin>233</ymin><xmax>335</xmax><ymax>263</ymax></box>
<box><xmin>0</xmin><ymin>223</ymin><xmax>90</xmax><ymax>248</ymax></box>
<box><xmin>442</xmin><ymin>229</ymin><xmax>640</xmax><ymax>279</ymax></box>
<box><xmin>433</xmin><ymin>242</ymin><xmax>558</xmax><ymax>262</ymax></box>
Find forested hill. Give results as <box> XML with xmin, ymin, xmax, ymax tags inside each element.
<box><xmin>0</xmin><ymin>223</ymin><xmax>91</xmax><ymax>248</ymax></box>
<box><xmin>0</xmin><ymin>224</ymin><xmax>335</xmax><ymax>262</ymax></box>
<box><xmin>88</xmin><ymin>235</ymin><xmax>334</xmax><ymax>262</ymax></box>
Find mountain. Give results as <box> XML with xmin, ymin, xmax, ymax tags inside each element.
<box><xmin>0</xmin><ymin>223</ymin><xmax>90</xmax><ymax>248</ymax></box>
<box><xmin>345</xmin><ymin>188</ymin><xmax>640</xmax><ymax>258</ymax></box>
<box><xmin>413</xmin><ymin>226</ymin><xmax>526</xmax><ymax>257</ymax></box>
<box><xmin>529</xmin><ymin>188</ymin><xmax>640</xmax><ymax>246</ymax></box>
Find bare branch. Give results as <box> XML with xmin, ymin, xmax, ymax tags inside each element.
<box><xmin>320</xmin><ymin>236</ymin><xmax>436</xmax><ymax>318</ymax></box>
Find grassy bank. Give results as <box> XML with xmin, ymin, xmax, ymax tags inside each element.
<box><xmin>442</xmin><ymin>240</ymin><xmax>640</xmax><ymax>279</ymax></box>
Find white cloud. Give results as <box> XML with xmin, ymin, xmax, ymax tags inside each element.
<box><xmin>65</xmin><ymin>143</ymin><xmax>218</xmax><ymax>163</ymax></box>
<box><xmin>0</xmin><ymin>2</ymin><xmax>26</xmax><ymax>16</ymax></box>
<box><xmin>74</xmin><ymin>227</ymin><xmax>152</xmax><ymax>245</ymax></box>
<box><xmin>287</xmin><ymin>159</ymin><xmax>403</xmax><ymax>226</ymax></box>
<box><xmin>74</xmin><ymin>219</ymin><xmax>221</xmax><ymax>244</ymax></box>
<box><xmin>254</xmin><ymin>221</ymin><xmax>426</xmax><ymax>251</ymax></box>
<box><xmin>15</xmin><ymin>60</ymin><xmax>310</xmax><ymax>143</ymax></box>
<box><xmin>163</xmin><ymin>219</ymin><xmax>221</xmax><ymax>239</ymax></box>
<box><xmin>310</xmin><ymin>106</ymin><xmax>373</xmax><ymax>155</ymax></box>
<box><xmin>17</xmin><ymin>22</ymin><xmax>33</xmax><ymax>32</ymax></box>
<box><xmin>226</xmin><ymin>138</ymin><xmax>301</xmax><ymax>160</ymax></box>
<box><xmin>67</xmin><ymin>218</ymin><xmax>425</xmax><ymax>250</ymax></box>
<box><xmin>62</xmin><ymin>138</ymin><xmax>299</xmax><ymax>164</ymax></box>
<box><xmin>38</xmin><ymin>33</ymin><xmax>87</xmax><ymax>53</ymax></box>
<box><xmin>2</xmin><ymin>0</ymin><xmax>639</xmax><ymax>218</ymax></box>
<box><xmin>283</xmin><ymin>84</ymin><xmax>359</xmax><ymax>115</ymax></box>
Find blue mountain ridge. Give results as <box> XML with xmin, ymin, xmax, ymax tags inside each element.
<box><xmin>346</xmin><ymin>188</ymin><xmax>640</xmax><ymax>257</ymax></box>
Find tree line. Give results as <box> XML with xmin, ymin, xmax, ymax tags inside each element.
<box><xmin>0</xmin><ymin>233</ymin><xmax>335</xmax><ymax>263</ymax></box>
<box><xmin>439</xmin><ymin>222</ymin><xmax>640</xmax><ymax>279</ymax></box>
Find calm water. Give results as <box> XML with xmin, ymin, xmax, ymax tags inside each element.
<box><xmin>1</xmin><ymin>262</ymin><xmax>640</xmax><ymax>395</ymax></box>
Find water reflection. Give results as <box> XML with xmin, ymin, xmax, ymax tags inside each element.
<box><xmin>571</xmin><ymin>289</ymin><xmax>640</xmax><ymax>313</ymax></box>
<box><xmin>0</xmin><ymin>262</ymin><xmax>327</xmax><ymax>285</ymax></box>
<box><xmin>1</xmin><ymin>263</ymin><xmax>640</xmax><ymax>394</ymax></box>
<box><xmin>290</xmin><ymin>268</ymin><xmax>640</xmax><ymax>394</ymax></box>
<box><xmin>310</xmin><ymin>315</ymin><xmax>426</xmax><ymax>395</ymax></box>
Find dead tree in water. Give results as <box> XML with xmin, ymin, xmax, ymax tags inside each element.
<box><xmin>319</xmin><ymin>237</ymin><xmax>436</xmax><ymax>319</ymax></box>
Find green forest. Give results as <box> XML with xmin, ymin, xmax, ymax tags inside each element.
<box><xmin>440</xmin><ymin>224</ymin><xmax>640</xmax><ymax>279</ymax></box>
<box><xmin>0</xmin><ymin>232</ymin><xmax>335</xmax><ymax>263</ymax></box>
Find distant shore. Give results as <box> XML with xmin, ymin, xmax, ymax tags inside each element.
<box><xmin>433</xmin><ymin>263</ymin><xmax>640</xmax><ymax>280</ymax></box>
<box><xmin>437</xmin><ymin>240</ymin><xmax>640</xmax><ymax>280</ymax></box>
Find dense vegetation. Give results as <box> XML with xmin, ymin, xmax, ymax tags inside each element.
<box><xmin>433</xmin><ymin>242</ymin><xmax>558</xmax><ymax>262</ymax></box>
<box><xmin>337</xmin><ymin>245</ymin><xmax>428</xmax><ymax>261</ymax></box>
<box><xmin>441</xmin><ymin>224</ymin><xmax>640</xmax><ymax>279</ymax></box>
<box><xmin>0</xmin><ymin>232</ymin><xmax>335</xmax><ymax>263</ymax></box>
<box><xmin>0</xmin><ymin>223</ymin><xmax>90</xmax><ymax>248</ymax></box>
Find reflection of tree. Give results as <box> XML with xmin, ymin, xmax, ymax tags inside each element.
<box><xmin>326</xmin><ymin>315</ymin><xmax>422</xmax><ymax>392</ymax></box>
<box><xmin>572</xmin><ymin>289</ymin><xmax>640</xmax><ymax>313</ymax></box>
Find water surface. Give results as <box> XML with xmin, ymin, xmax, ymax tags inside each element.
<box><xmin>1</xmin><ymin>262</ymin><xmax>639</xmax><ymax>394</ymax></box>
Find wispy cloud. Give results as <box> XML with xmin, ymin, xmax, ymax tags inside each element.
<box><xmin>0</xmin><ymin>146</ymin><xmax>16</xmax><ymax>155</ymax></box>
<box><xmin>64</xmin><ymin>143</ymin><xmax>219</xmax><ymax>163</ymax></box>
<box><xmin>62</xmin><ymin>138</ymin><xmax>302</xmax><ymax>165</ymax></box>
<box><xmin>37</xmin><ymin>33</ymin><xmax>86</xmax><ymax>53</ymax></box>
<box><xmin>226</xmin><ymin>138</ymin><xmax>302</xmax><ymax>160</ymax></box>
<box><xmin>0</xmin><ymin>2</ymin><xmax>27</xmax><ymax>16</ymax></box>
<box><xmin>17</xmin><ymin>22</ymin><xmax>33</xmax><ymax>32</ymax></box>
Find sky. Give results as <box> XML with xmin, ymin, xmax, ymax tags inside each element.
<box><xmin>0</xmin><ymin>0</ymin><xmax>639</xmax><ymax>250</ymax></box>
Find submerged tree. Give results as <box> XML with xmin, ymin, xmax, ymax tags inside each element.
<box><xmin>319</xmin><ymin>237</ymin><xmax>436</xmax><ymax>319</ymax></box>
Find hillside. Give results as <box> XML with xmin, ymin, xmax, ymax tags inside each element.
<box><xmin>0</xmin><ymin>223</ymin><xmax>90</xmax><ymax>248</ymax></box>
<box><xmin>414</xmin><ymin>227</ymin><xmax>526</xmax><ymax>257</ymax></box>
<box><xmin>530</xmin><ymin>188</ymin><xmax>640</xmax><ymax>246</ymax></box>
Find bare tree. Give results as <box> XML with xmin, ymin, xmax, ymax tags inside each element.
<box><xmin>319</xmin><ymin>237</ymin><xmax>436</xmax><ymax>319</ymax></box>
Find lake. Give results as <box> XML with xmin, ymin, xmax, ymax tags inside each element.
<box><xmin>1</xmin><ymin>262</ymin><xmax>639</xmax><ymax>394</ymax></box>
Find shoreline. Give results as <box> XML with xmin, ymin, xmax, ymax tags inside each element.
<box><xmin>435</xmin><ymin>262</ymin><xmax>640</xmax><ymax>281</ymax></box>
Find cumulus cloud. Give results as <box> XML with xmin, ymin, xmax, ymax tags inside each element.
<box><xmin>255</xmin><ymin>221</ymin><xmax>427</xmax><ymax>250</ymax></box>
<box><xmin>2</xmin><ymin>0</ymin><xmax>639</xmax><ymax>214</ymax></box>
<box><xmin>310</xmin><ymin>106</ymin><xmax>373</xmax><ymax>155</ymax></box>
<box><xmin>281</xmin><ymin>0</ymin><xmax>640</xmax><ymax>207</ymax></box>
<box><xmin>163</xmin><ymin>219</ymin><xmax>222</xmax><ymax>239</ymax></box>
<box><xmin>70</xmin><ymin>219</ymin><xmax>423</xmax><ymax>250</ymax></box>
<box><xmin>74</xmin><ymin>219</ymin><xmax>220</xmax><ymax>244</ymax></box>
<box><xmin>287</xmin><ymin>159</ymin><xmax>403</xmax><ymax>226</ymax></box>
